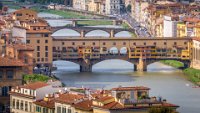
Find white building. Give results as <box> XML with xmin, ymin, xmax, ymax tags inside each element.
<box><xmin>10</xmin><ymin>82</ymin><xmax>62</xmax><ymax>113</ymax></box>
<box><xmin>105</xmin><ymin>0</ymin><xmax>121</xmax><ymax>15</ymax></box>
<box><xmin>163</xmin><ymin>15</ymin><xmax>178</xmax><ymax>37</ymax></box>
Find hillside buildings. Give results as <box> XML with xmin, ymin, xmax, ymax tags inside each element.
<box><xmin>130</xmin><ymin>0</ymin><xmax>200</xmax><ymax>37</ymax></box>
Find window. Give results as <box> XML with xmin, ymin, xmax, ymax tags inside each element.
<box><xmin>45</xmin><ymin>52</ymin><xmax>48</xmax><ymax>57</ymax></box>
<box><xmin>83</xmin><ymin>42</ymin><xmax>85</xmax><ymax>45</ymax></box>
<box><xmin>62</xmin><ymin>47</ymin><xmax>66</xmax><ymax>52</ymax></box>
<box><xmin>93</xmin><ymin>42</ymin><xmax>95</xmax><ymax>45</ymax></box>
<box><xmin>164</xmin><ymin>42</ymin><xmax>167</xmax><ymax>45</ymax></box>
<box><xmin>113</xmin><ymin>42</ymin><xmax>116</xmax><ymax>45</ymax></box>
<box><xmin>36</xmin><ymin>106</ymin><xmax>41</xmax><ymax>112</ymax></box>
<box><xmin>154</xmin><ymin>42</ymin><xmax>156</xmax><ymax>45</ymax></box>
<box><xmin>62</xmin><ymin>108</ymin><xmax>66</xmax><ymax>113</ymax></box>
<box><xmin>45</xmin><ymin>40</ymin><xmax>48</xmax><ymax>43</ymax></box>
<box><xmin>12</xmin><ymin>99</ymin><xmax>15</xmax><ymax>109</ymax></box>
<box><xmin>37</xmin><ymin>46</ymin><xmax>40</xmax><ymax>51</ymax></box>
<box><xmin>26</xmin><ymin>40</ymin><xmax>30</xmax><ymax>44</ymax></box>
<box><xmin>37</xmin><ymin>40</ymin><xmax>40</xmax><ymax>44</ymax></box>
<box><xmin>68</xmin><ymin>108</ymin><xmax>72</xmax><ymax>113</ymax></box>
<box><xmin>103</xmin><ymin>42</ymin><xmax>106</xmax><ymax>45</ymax></box>
<box><xmin>184</xmin><ymin>42</ymin><xmax>187</xmax><ymax>45</ymax></box>
<box><xmin>123</xmin><ymin>42</ymin><xmax>126</xmax><ymax>45</ymax></box>
<box><xmin>174</xmin><ymin>42</ymin><xmax>177</xmax><ymax>45</ymax></box>
<box><xmin>62</xmin><ymin>42</ymin><xmax>65</xmax><ymax>45</ymax></box>
<box><xmin>7</xmin><ymin>71</ymin><xmax>14</xmax><ymax>79</ymax></box>
<box><xmin>72</xmin><ymin>42</ymin><xmax>75</xmax><ymax>45</ymax></box>
<box><xmin>144</xmin><ymin>42</ymin><xmax>146</xmax><ymax>45</ymax></box>
<box><xmin>44</xmin><ymin>34</ymin><xmax>49</xmax><ymax>37</ymax></box>
<box><xmin>16</xmin><ymin>13</ymin><xmax>22</xmax><ymax>16</ymax></box>
<box><xmin>25</xmin><ymin>101</ymin><xmax>28</xmax><ymax>111</ymax></box>
<box><xmin>20</xmin><ymin>101</ymin><xmax>23</xmax><ymax>110</ymax></box>
<box><xmin>45</xmin><ymin>46</ymin><xmax>48</xmax><ymax>51</ymax></box>
<box><xmin>53</xmin><ymin>47</ymin><xmax>56</xmax><ymax>52</ymax></box>
<box><xmin>57</xmin><ymin>107</ymin><xmax>61</xmax><ymax>113</ymax></box>
<box><xmin>133</xmin><ymin>42</ymin><xmax>136</xmax><ymax>45</ymax></box>
<box><xmin>37</xmin><ymin>52</ymin><xmax>40</xmax><ymax>57</ymax></box>
<box><xmin>43</xmin><ymin>107</ymin><xmax>48</xmax><ymax>113</ymax></box>
<box><xmin>0</xmin><ymin>71</ymin><xmax>3</xmax><ymax>79</ymax></box>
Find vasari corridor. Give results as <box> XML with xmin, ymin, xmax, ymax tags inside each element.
<box><xmin>0</xmin><ymin>0</ymin><xmax>200</xmax><ymax>113</ymax></box>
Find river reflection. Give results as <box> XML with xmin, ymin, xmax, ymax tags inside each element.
<box><xmin>53</xmin><ymin>61</ymin><xmax>200</xmax><ymax>113</ymax></box>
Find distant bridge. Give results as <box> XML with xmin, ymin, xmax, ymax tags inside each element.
<box><xmin>51</xmin><ymin>26</ymin><xmax>135</xmax><ymax>38</ymax></box>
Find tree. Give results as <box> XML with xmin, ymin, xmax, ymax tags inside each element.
<box><xmin>0</xmin><ymin>2</ymin><xmax>3</xmax><ymax>10</ymax></box>
<box><xmin>126</xmin><ymin>4</ymin><xmax>131</xmax><ymax>12</ymax></box>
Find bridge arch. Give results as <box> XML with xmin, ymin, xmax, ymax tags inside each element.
<box><xmin>114</xmin><ymin>31</ymin><xmax>133</xmax><ymax>38</ymax></box>
<box><xmin>92</xmin><ymin>59</ymin><xmax>135</xmax><ymax>72</ymax></box>
<box><xmin>109</xmin><ymin>47</ymin><xmax>119</xmax><ymax>54</ymax></box>
<box><xmin>52</xmin><ymin>28</ymin><xmax>81</xmax><ymax>37</ymax></box>
<box><xmin>85</xmin><ymin>30</ymin><xmax>110</xmax><ymax>37</ymax></box>
<box><xmin>120</xmin><ymin>47</ymin><xmax>128</xmax><ymax>54</ymax></box>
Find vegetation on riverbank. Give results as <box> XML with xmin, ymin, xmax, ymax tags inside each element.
<box><xmin>160</xmin><ymin>60</ymin><xmax>184</xmax><ymax>68</ymax></box>
<box><xmin>77</xmin><ymin>20</ymin><xmax>113</xmax><ymax>26</ymax></box>
<box><xmin>183</xmin><ymin>68</ymin><xmax>200</xmax><ymax>85</ymax></box>
<box><xmin>31</xmin><ymin>8</ymin><xmax>93</xmax><ymax>19</ymax></box>
<box><xmin>23</xmin><ymin>74</ymin><xmax>54</xmax><ymax>84</ymax></box>
<box><xmin>161</xmin><ymin>60</ymin><xmax>200</xmax><ymax>85</ymax></box>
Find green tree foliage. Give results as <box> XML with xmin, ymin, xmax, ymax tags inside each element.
<box><xmin>23</xmin><ymin>74</ymin><xmax>51</xmax><ymax>83</ymax></box>
<box><xmin>126</xmin><ymin>4</ymin><xmax>131</xmax><ymax>12</ymax></box>
<box><xmin>148</xmin><ymin>107</ymin><xmax>176</xmax><ymax>113</ymax></box>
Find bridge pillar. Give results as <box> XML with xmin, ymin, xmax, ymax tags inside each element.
<box><xmin>72</xmin><ymin>20</ymin><xmax>77</xmax><ymax>27</ymax></box>
<box><xmin>80</xmin><ymin>64</ymin><xmax>92</xmax><ymax>72</ymax></box>
<box><xmin>136</xmin><ymin>58</ymin><xmax>147</xmax><ymax>72</ymax></box>
<box><xmin>110</xmin><ymin>30</ymin><xmax>114</xmax><ymax>38</ymax></box>
<box><xmin>81</xmin><ymin>30</ymin><xmax>85</xmax><ymax>38</ymax></box>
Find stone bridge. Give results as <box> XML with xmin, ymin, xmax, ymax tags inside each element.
<box><xmin>52</xmin><ymin>37</ymin><xmax>192</xmax><ymax>72</ymax></box>
<box><xmin>51</xmin><ymin>26</ymin><xmax>135</xmax><ymax>38</ymax></box>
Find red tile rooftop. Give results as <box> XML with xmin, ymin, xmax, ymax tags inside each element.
<box><xmin>95</xmin><ymin>96</ymin><xmax>114</xmax><ymax>102</ymax></box>
<box><xmin>20</xmin><ymin>82</ymin><xmax>49</xmax><ymax>90</ymax></box>
<box><xmin>34</xmin><ymin>97</ymin><xmax>56</xmax><ymax>109</ymax></box>
<box><xmin>8</xmin><ymin>44</ymin><xmax>34</xmax><ymax>51</ymax></box>
<box><xmin>55</xmin><ymin>93</ymin><xmax>85</xmax><ymax>104</ymax></box>
<box><xmin>0</xmin><ymin>56</ymin><xmax>26</xmax><ymax>67</ymax></box>
<box><xmin>73</xmin><ymin>99</ymin><xmax>93</xmax><ymax>111</ymax></box>
<box><xmin>111</xmin><ymin>86</ymin><xmax>150</xmax><ymax>91</ymax></box>
<box><xmin>93</xmin><ymin>101</ymin><xmax>124</xmax><ymax>110</ymax></box>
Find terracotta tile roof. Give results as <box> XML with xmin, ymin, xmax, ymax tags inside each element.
<box><xmin>192</xmin><ymin>38</ymin><xmax>200</xmax><ymax>42</ymax></box>
<box><xmin>8</xmin><ymin>44</ymin><xmax>34</xmax><ymax>51</ymax></box>
<box><xmin>21</xmin><ymin>82</ymin><xmax>49</xmax><ymax>90</ymax></box>
<box><xmin>0</xmin><ymin>56</ymin><xmax>26</xmax><ymax>67</ymax></box>
<box><xmin>34</xmin><ymin>97</ymin><xmax>56</xmax><ymax>109</ymax></box>
<box><xmin>111</xmin><ymin>86</ymin><xmax>150</xmax><ymax>91</ymax></box>
<box><xmin>73</xmin><ymin>99</ymin><xmax>93</xmax><ymax>111</ymax></box>
<box><xmin>93</xmin><ymin>101</ymin><xmax>124</xmax><ymax>110</ymax></box>
<box><xmin>55</xmin><ymin>93</ymin><xmax>85</xmax><ymax>104</ymax></box>
<box><xmin>9</xmin><ymin>91</ymin><xmax>35</xmax><ymax>99</ymax></box>
<box><xmin>95</xmin><ymin>96</ymin><xmax>114</xmax><ymax>102</ymax></box>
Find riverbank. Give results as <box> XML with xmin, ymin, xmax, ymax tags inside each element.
<box><xmin>23</xmin><ymin>74</ymin><xmax>57</xmax><ymax>84</ymax></box>
<box><xmin>161</xmin><ymin>60</ymin><xmax>200</xmax><ymax>85</ymax></box>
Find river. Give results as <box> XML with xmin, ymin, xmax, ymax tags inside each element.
<box><xmin>52</xmin><ymin>61</ymin><xmax>200</xmax><ymax>113</ymax></box>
